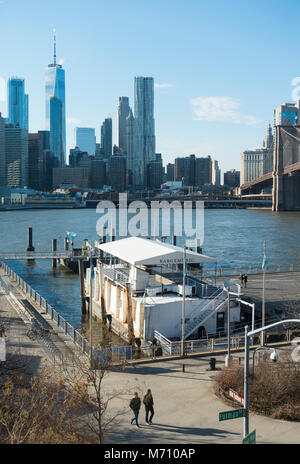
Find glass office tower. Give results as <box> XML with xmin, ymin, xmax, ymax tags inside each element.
<box><xmin>45</xmin><ymin>35</ymin><xmax>66</xmax><ymax>166</ymax></box>
<box><xmin>8</xmin><ymin>78</ymin><xmax>28</xmax><ymax>129</ymax></box>
<box><xmin>50</xmin><ymin>97</ymin><xmax>64</xmax><ymax>167</ymax></box>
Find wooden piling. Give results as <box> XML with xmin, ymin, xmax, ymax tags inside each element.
<box><xmin>79</xmin><ymin>259</ymin><xmax>86</xmax><ymax>314</ymax></box>
<box><xmin>52</xmin><ymin>239</ymin><xmax>57</xmax><ymax>269</ymax></box>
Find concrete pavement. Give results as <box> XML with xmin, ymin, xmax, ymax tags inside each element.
<box><xmin>104</xmin><ymin>353</ymin><xmax>300</xmax><ymax>444</ymax></box>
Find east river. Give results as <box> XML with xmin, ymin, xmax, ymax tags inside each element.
<box><xmin>1</xmin><ymin>208</ymin><xmax>300</xmax><ymax>338</ymax></box>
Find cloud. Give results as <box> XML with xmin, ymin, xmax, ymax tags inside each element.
<box><xmin>190</xmin><ymin>96</ymin><xmax>262</xmax><ymax>125</ymax></box>
<box><xmin>154</xmin><ymin>83</ymin><xmax>175</xmax><ymax>90</ymax></box>
<box><xmin>58</xmin><ymin>58</ymin><xmax>65</xmax><ymax>66</ymax></box>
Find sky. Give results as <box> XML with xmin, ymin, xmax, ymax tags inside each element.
<box><xmin>1</xmin><ymin>0</ymin><xmax>300</xmax><ymax>174</ymax></box>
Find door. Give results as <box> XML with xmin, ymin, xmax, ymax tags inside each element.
<box><xmin>216</xmin><ymin>312</ymin><xmax>225</xmax><ymax>335</ymax></box>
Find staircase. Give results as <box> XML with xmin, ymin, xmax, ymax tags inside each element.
<box><xmin>184</xmin><ymin>289</ymin><xmax>228</xmax><ymax>339</ymax></box>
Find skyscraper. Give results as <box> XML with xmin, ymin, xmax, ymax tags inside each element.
<box><xmin>5</xmin><ymin>125</ymin><xmax>28</xmax><ymax>188</ymax></box>
<box><xmin>117</xmin><ymin>97</ymin><xmax>130</xmax><ymax>153</ymax></box>
<box><xmin>212</xmin><ymin>160</ymin><xmax>221</xmax><ymax>186</ymax></box>
<box><xmin>101</xmin><ymin>118</ymin><xmax>112</xmax><ymax>158</ymax></box>
<box><xmin>125</xmin><ymin>108</ymin><xmax>135</xmax><ymax>182</ymax></box>
<box><xmin>7</xmin><ymin>78</ymin><xmax>28</xmax><ymax>129</ymax></box>
<box><xmin>75</xmin><ymin>128</ymin><xmax>96</xmax><ymax>155</ymax></box>
<box><xmin>134</xmin><ymin>77</ymin><xmax>155</xmax><ymax>186</ymax></box>
<box><xmin>45</xmin><ymin>32</ymin><xmax>66</xmax><ymax>166</ymax></box>
<box><xmin>0</xmin><ymin>113</ymin><xmax>5</xmax><ymax>187</ymax></box>
<box><xmin>50</xmin><ymin>97</ymin><xmax>64</xmax><ymax>167</ymax></box>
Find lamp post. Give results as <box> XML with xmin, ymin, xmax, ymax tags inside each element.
<box><xmin>181</xmin><ymin>246</ymin><xmax>187</xmax><ymax>357</ymax></box>
<box><xmin>224</xmin><ymin>286</ymin><xmax>241</xmax><ymax>367</ymax></box>
<box><xmin>237</xmin><ymin>299</ymin><xmax>255</xmax><ymax>345</ymax></box>
<box><xmin>243</xmin><ymin>319</ymin><xmax>300</xmax><ymax>438</ymax></box>
<box><xmin>252</xmin><ymin>347</ymin><xmax>279</xmax><ymax>378</ymax></box>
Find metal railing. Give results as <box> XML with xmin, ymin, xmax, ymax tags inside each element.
<box><xmin>202</xmin><ymin>264</ymin><xmax>300</xmax><ymax>278</ymax></box>
<box><xmin>0</xmin><ymin>261</ymin><xmax>132</xmax><ymax>363</ymax></box>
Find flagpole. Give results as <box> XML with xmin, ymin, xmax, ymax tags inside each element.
<box><xmin>261</xmin><ymin>241</ymin><xmax>266</xmax><ymax>346</ymax></box>
<box><xmin>181</xmin><ymin>246</ymin><xmax>187</xmax><ymax>357</ymax></box>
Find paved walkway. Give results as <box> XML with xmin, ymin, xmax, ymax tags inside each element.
<box><xmin>1</xmin><ymin>267</ymin><xmax>300</xmax><ymax>444</ymax></box>
<box><xmin>104</xmin><ymin>352</ymin><xmax>300</xmax><ymax>444</ymax></box>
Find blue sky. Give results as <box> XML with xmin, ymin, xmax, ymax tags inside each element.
<box><xmin>1</xmin><ymin>0</ymin><xmax>300</xmax><ymax>173</ymax></box>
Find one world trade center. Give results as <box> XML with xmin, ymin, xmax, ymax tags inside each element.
<box><xmin>45</xmin><ymin>32</ymin><xmax>66</xmax><ymax>167</ymax></box>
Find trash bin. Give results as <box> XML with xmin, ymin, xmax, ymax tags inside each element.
<box><xmin>209</xmin><ymin>357</ymin><xmax>216</xmax><ymax>370</ymax></box>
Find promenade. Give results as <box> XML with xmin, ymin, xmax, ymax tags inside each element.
<box><xmin>1</xmin><ymin>266</ymin><xmax>300</xmax><ymax>444</ymax></box>
<box><xmin>105</xmin><ymin>351</ymin><xmax>300</xmax><ymax>445</ymax></box>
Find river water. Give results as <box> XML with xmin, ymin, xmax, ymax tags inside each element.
<box><xmin>1</xmin><ymin>208</ymin><xmax>300</xmax><ymax>334</ymax></box>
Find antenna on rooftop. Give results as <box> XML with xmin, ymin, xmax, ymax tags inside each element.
<box><xmin>53</xmin><ymin>28</ymin><xmax>56</xmax><ymax>65</ymax></box>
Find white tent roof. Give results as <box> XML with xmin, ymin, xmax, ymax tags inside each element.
<box><xmin>96</xmin><ymin>237</ymin><xmax>216</xmax><ymax>266</ymax></box>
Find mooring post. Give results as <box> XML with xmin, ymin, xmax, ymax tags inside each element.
<box><xmin>79</xmin><ymin>259</ymin><xmax>86</xmax><ymax>314</ymax></box>
<box><xmin>52</xmin><ymin>239</ymin><xmax>57</xmax><ymax>269</ymax></box>
<box><xmin>27</xmin><ymin>227</ymin><xmax>35</xmax><ymax>263</ymax></box>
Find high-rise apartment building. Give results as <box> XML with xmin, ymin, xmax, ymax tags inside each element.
<box><xmin>195</xmin><ymin>156</ymin><xmax>212</xmax><ymax>187</ymax></box>
<box><xmin>75</xmin><ymin>128</ymin><xmax>96</xmax><ymax>155</ymax></box>
<box><xmin>117</xmin><ymin>97</ymin><xmax>130</xmax><ymax>153</ymax></box>
<box><xmin>212</xmin><ymin>160</ymin><xmax>221</xmax><ymax>186</ymax></box>
<box><xmin>7</xmin><ymin>78</ymin><xmax>28</xmax><ymax>129</ymax></box>
<box><xmin>101</xmin><ymin>118</ymin><xmax>112</xmax><ymax>159</ymax></box>
<box><xmin>45</xmin><ymin>33</ymin><xmax>66</xmax><ymax>166</ymax></box>
<box><xmin>134</xmin><ymin>77</ymin><xmax>155</xmax><ymax>186</ymax></box>
<box><xmin>5</xmin><ymin>125</ymin><xmax>28</xmax><ymax>188</ymax></box>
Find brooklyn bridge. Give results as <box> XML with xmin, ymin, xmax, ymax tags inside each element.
<box><xmin>240</xmin><ymin>126</ymin><xmax>300</xmax><ymax>211</ymax></box>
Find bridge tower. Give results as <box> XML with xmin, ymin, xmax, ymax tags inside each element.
<box><xmin>272</xmin><ymin>125</ymin><xmax>300</xmax><ymax>211</ymax></box>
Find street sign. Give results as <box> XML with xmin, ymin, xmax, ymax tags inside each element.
<box><xmin>229</xmin><ymin>389</ymin><xmax>245</xmax><ymax>406</ymax></box>
<box><xmin>219</xmin><ymin>409</ymin><xmax>244</xmax><ymax>421</ymax></box>
<box><xmin>243</xmin><ymin>430</ymin><xmax>256</xmax><ymax>444</ymax></box>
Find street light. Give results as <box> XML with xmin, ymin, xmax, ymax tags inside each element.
<box><xmin>224</xmin><ymin>285</ymin><xmax>241</xmax><ymax>367</ymax></box>
<box><xmin>243</xmin><ymin>319</ymin><xmax>300</xmax><ymax>438</ymax></box>
<box><xmin>237</xmin><ymin>299</ymin><xmax>255</xmax><ymax>345</ymax></box>
<box><xmin>252</xmin><ymin>347</ymin><xmax>279</xmax><ymax>378</ymax></box>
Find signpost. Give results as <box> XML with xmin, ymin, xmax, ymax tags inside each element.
<box><xmin>229</xmin><ymin>389</ymin><xmax>244</xmax><ymax>406</ymax></box>
<box><xmin>219</xmin><ymin>409</ymin><xmax>244</xmax><ymax>421</ymax></box>
<box><xmin>243</xmin><ymin>429</ymin><xmax>256</xmax><ymax>444</ymax></box>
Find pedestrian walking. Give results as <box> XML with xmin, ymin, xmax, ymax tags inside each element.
<box><xmin>244</xmin><ymin>274</ymin><xmax>248</xmax><ymax>288</ymax></box>
<box><xmin>130</xmin><ymin>392</ymin><xmax>141</xmax><ymax>428</ymax></box>
<box><xmin>143</xmin><ymin>388</ymin><xmax>154</xmax><ymax>424</ymax></box>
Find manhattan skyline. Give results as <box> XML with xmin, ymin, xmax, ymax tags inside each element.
<box><xmin>1</xmin><ymin>0</ymin><xmax>300</xmax><ymax>172</ymax></box>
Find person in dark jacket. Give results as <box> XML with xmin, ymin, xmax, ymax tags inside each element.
<box><xmin>130</xmin><ymin>392</ymin><xmax>141</xmax><ymax>427</ymax></box>
<box><xmin>244</xmin><ymin>274</ymin><xmax>248</xmax><ymax>288</ymax></box>
<box><xmin>143</xmin><ymin>389</ymin><xmax>154</xmax><ymax>424</ymax></box>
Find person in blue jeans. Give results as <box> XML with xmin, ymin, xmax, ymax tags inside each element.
<box><xmin>143</xmin><ymin>389</ymin><xmax>154</xmax><ymax>424</ymax></box>
<box><xmin>130</xmin><ymin>392</ymin><xmax>141</xmax><ymax>428</ymax></box>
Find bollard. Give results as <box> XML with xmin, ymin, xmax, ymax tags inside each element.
<box><xmin>52</xmin><ymin>239</ymin><xmax>57</xmax><ymax>269</ymax></box>
<box><xmin>27</xmin><ymin>227</ymin><xmax>35</xmax><ymax>264</ymax></box>
<box><xmin>182</xmin><ymin>363</ymin><xmax>185</xmax><ymax>373</ymax></box>
<box><xmin>209</xmin><ymin>358</ymin><xmax>216</xmax><ymax>370</ymax></box>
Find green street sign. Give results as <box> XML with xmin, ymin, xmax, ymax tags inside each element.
<box><xmin>243</xmin><ymin>430</ymin><xmax>256</xmax><ymax>444</ymax></box>
<box><xmin>219</xmin><ymin>409</ymin><xmax>244</xmax><ymax>421</ymax></box>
